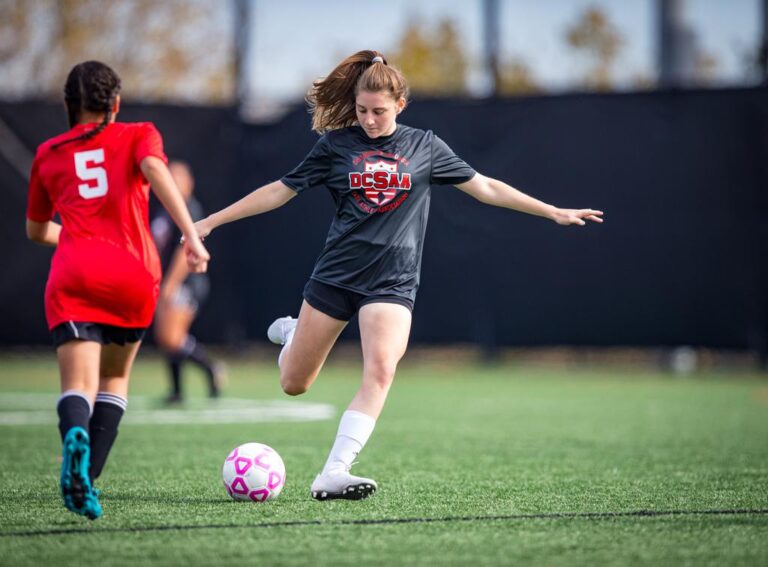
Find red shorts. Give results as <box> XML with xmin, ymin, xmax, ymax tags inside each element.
<box><xmin>45</xmin><ymin>239</ymin><xmax>160</xmax><ymax>330</ymax></box>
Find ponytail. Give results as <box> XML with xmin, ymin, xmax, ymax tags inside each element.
<box><xmin>307</xmin><ymin>50</ymin><xmax>409</xmax><ymax>134</ymax></box>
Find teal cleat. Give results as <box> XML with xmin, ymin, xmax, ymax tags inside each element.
<box><xmin>60</xmin><ymin>427</ymin><xmax>102</xmax><ymax>520</ymax></box>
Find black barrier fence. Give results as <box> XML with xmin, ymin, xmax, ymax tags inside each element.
<box><xmin>1</xmin><ymin>88</ymin><xmax>767</xmax><ymax>350</ymax></box>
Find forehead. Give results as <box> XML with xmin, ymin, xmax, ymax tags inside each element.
<box><xmin>355</xmin><ymin>90</ymin><xmax>397</xmax><ymax>108</ymax></box>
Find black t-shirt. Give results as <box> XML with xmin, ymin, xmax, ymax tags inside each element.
<box><xmin>281</xmin><ymin>124</ymin><xmax>475</xmax><ymax>300</ymax></box>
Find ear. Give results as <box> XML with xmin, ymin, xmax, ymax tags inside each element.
<box><xmin>111</xmin><ymin>95</ymin><xmax>121</xmax><ymax>119</ymax></box>
<box><xmin>396</xmin><ymin>97</ymin><xmax>406</xmax><ymax>114</ymax></box>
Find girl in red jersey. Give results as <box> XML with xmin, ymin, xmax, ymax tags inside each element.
<box><xmin>26</xmin><ymin>61</ymin><xmax>209</xmax><ymax>520</ymax></box>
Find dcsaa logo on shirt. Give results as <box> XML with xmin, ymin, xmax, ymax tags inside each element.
<box><xmin>349</xmin><ymin>157</ymin><xmax>411</xmax><ymax>207</ymax></box>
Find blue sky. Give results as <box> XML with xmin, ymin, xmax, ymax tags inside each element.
<box><xmin>244</xmin><ymin>0</ymin><xmax>760</xmax><ymax>102</ymax></box>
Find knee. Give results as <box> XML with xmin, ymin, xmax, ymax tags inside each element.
<box><xmin>153</xmin><ymin>319</ymin><xmax>185</xmax><ymax>352</ymax></box>
<box><xmin>156</xmin><ymin>333</ymin><xmax>184</xmax><ymax>353</ymax></box>
<box><xmin>365</xmin><ymin>361</ymin><xmax>397</xmax><ymax>389</ymax></box>
<box><xmin>279</xmin><ymin>370</ymin><xmax>311</xmax><ymax>396</ymax></box>
<box><xmin>281</xmin><ymin>381</ymin><xmax>308</xmax><ymax>396</ymax></box>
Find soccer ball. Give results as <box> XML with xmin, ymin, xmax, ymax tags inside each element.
<box><xmin>222</xmin><ymin>442</ymin><xmax>286</xmax><ymax>502</ymax></box>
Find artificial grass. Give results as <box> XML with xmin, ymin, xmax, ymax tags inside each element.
<box><xmin>0</xmin><ymin>354</ymin><xmax>766</xmax><ymax>566</ymax></box>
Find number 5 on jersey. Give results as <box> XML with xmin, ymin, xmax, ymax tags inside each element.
<box><xmin>74</xmin><ymin>149</ymin><xmax>108</xmax><ymax>199</ymax></box>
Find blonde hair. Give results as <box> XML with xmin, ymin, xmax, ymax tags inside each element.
<box><xmin>307</xmin><ymin>50</ymin><xmax>409</xmax><ymax>134</ymax></box>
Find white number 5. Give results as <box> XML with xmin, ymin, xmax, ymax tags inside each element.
<box><xmin>74</xmin><ymin>149</ymin><xmax>108</xmax><ymax>199</ymax></box>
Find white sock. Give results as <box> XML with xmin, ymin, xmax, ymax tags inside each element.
<box><xmin>322</xmin><ymin>410</ymin><xmax>376</xmax><ymax>474</ymax></box>
<box><xmin>277</xmin><ymin>326</ymin><xmax>297</xmax><ymax>368</ymax></box>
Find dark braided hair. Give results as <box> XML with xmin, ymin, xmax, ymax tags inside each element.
<box><xmin>51</xmin><ymin>61</ymin><xmax>122</xmax><ymax>150</ymax></box>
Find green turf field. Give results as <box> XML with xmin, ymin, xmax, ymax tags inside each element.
<box><xmin>0</xmin><ymin>353</ymin><xmax>766</xmax><ymax>566</ymax></box>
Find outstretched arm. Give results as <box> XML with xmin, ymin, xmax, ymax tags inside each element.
<box><xmin>194</xmin><ymin>180</ymin><xmax>297</xmax><ymax>238</ymax></box>
<box><xmin>141</xmin><ymin>156</ymin><xmax>210</xmax><ymax>272</ymax></box>
<box><xmin>456</xmin><ymin>173</ymin><xmax>603</xmax><ymax>226</ymax></box>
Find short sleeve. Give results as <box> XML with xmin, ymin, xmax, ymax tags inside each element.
<box><xmin>26</xmin><ymin>154</ymin><xmax>55</xmax><ymax>222</ymax></box>
<box><xmin>280</xmin><ymin>135</ymin><xmax>331</xmax><ymax>194</ymax></box>
<box><xmin>134</xmin><ymin>123</ymin><xmax>168</xmax><ymax>167</ymax></box>
<box><xmin>430</xmin><ymin>135</ymin><xmax>476</xmax><ymax>185</ymax></box>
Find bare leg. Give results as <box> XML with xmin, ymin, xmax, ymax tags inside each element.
<box><xmin>279</xmin><ymin>300</ymin><xmax>347</xmax><ymax>396</ymax></box>
<box><xmin>89</xmin><ymin>340</ymin><xmax>142</xmax><ymax>480</ymax></box>
<box><xmin>98</xmin><ymin>341</ymin><xmax>142</xmax><ymax>397</ymax></box>
<box><xmin>57</xmin><ymin>340</ymin><xmax>102</xmax><ymax>402</ymax></box>
<box><xmin>56</xmin><ymin>340</ymin><xmax>103</xmax><ymax>518</ymax></box>
<box><xmin>155</xmin><ymin>302</ymin><xmax>219</xmax><ymax>399</ymax></box>
<box><xmin>311</xmin><ymin>302</ymin><xmax>412</xmax><ymax>500</ymax></box>
<box><xmin>350</xmin><ymin>302</ymin><xmax>412</xmax><ymax>418</ymax></box>
<box><xmin>154</xmin><ymin>302</ymin><xmax>195</xmax><ymax>352</ymax></box>
<box><xmin>56</xmin><ymin>339</ymin><xmax>100</xmax><ymax>445</ymax></box>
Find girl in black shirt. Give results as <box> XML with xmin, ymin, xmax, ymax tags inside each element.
<box><xmin>195</xmin><ymin>50</ymin><xmax>602</xmax><ymax>501</ymax></box>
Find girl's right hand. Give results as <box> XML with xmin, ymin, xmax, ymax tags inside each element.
<box><xmin>183</xmin><ymin>234</ymin><xmax>210</xmax><ymax>273</ymax></box>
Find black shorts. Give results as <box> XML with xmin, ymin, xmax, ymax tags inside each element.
<box><xmin>303</xmin><ymin>279</ymin><xmax>414</xmax><ymax>322</ymax></box>
<box><xmin>51</xmin><ymin>321</ymin><xmax>147</xmax><ymax>349</ymax></box>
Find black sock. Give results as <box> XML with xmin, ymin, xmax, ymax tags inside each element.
<box><xmin>168</xmin><ymin>354</ymin><xmax>183</xmax><ymax>397</ymax></box>
<box><xmin>88</xmin><ymin>393</ymin><xmax>127</xmax><ymax>480</ymax></box>
<box><xmin>57</xmin><ymin>393</ymin><xmax>91</xmax><ymax>442</ymax></box>
<box><xmin>180</xmin><ymin>335</ymin><xmax>217</xmax><ymax>394</ymax></box>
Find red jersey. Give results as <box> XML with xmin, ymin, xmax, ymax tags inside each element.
<box><xmin>27</xmin><ymin>122</ymin><xmax>167</xmax><ymax>330</ymax></box>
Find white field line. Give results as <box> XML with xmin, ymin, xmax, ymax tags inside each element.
<box><xmin>0</xmin><ymin>394</ymin><xmax>335</xmax><ymax>425</ymax></box>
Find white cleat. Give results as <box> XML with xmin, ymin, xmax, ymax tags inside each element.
<box><xmin>267</xmin><ymin>316</ymin><xmax>297</xmax><ymax>345</ymax></box>
<box><xmin>310</xmin><ymin>470</ymin><xmax>378</xmax><ymax>501</ymax></box>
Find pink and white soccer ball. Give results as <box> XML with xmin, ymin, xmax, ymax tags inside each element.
<box><xmin>222</xmin><ymin>443</ymin><xmax>286</xmax><ymax>502</ymax></box>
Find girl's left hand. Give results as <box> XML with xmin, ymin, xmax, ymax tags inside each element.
<box><xmin>552</xmin><ymin>208</ymin><xmax>604</xmax><ymax>226</ymax></box>
<box><xmin>193</xmin><ymin>217</ymin><xmax>215</xmax><ymax>240</ymax></box>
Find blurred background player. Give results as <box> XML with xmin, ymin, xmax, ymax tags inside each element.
<box><xmin>151</xmin><ymin>160</ymin><xmax>224</xmax><ymax>403</ymax></box>
<box><xmin>25</xmin><ymin>61</ymin><xmax>209</xmax><ymax>520</ymax></box>
<box><xmin>193</xmin><ymin>49</ymin><xmax>602</xmax><ymax>502</ymax></box>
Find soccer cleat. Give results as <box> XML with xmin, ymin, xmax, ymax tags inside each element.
<box><xmin>60</xmin><ymin>426</ymin><xmax>102</xmax><ymax>520</ymax></box>
<box><xmin>310</xmin><ymin>469</ymin><xmax>378</xmax><ymax>501</ymax></box>
<box><xmin>267</xmin><ymin>316</ymin><xmax>297</xmax><ymax>345</ymax></box>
